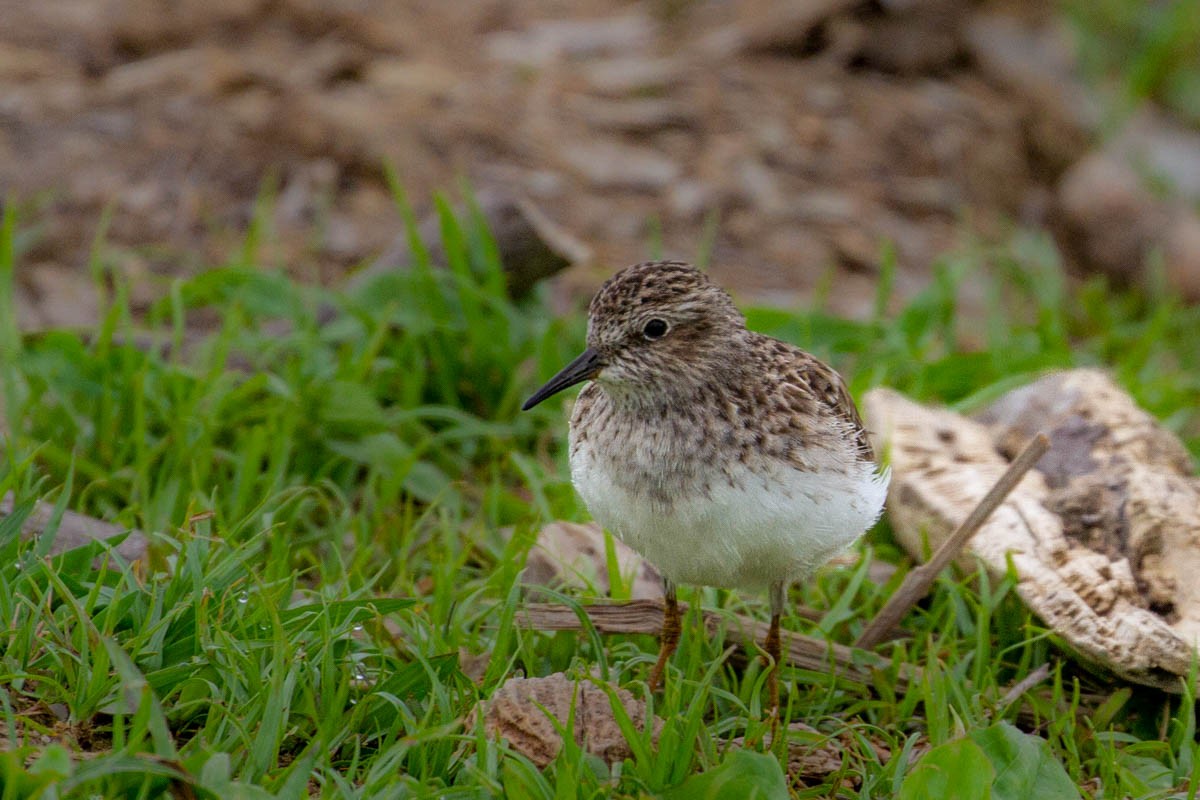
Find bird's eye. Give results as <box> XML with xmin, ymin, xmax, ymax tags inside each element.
<box><xmin>642</xmin><ymin>318</ymin><xmax>669</xmax><ymax>340</ymax></box>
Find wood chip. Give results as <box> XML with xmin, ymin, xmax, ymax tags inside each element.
<box><xmin>469</xmin><ymin>672</ymin><xmax>661</xmax><ymax>767</ymax></box>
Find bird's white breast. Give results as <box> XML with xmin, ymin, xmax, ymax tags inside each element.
<box><xmin>570</xmin><ymin>434</ymin><xmax>889</xmax><ymax>591</ymax></box>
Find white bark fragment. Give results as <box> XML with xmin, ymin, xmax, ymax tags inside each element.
<box><xmin>866</xmin><ymin>371</ymin><xmax>1200</xmax><ymax>691</ymax></box>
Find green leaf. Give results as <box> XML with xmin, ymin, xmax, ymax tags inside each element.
<box><xmin>319</xmin><ymin>381</ymin><xmax>388</xmax><ymax>431</ymax></box>
<box><xmin>1115</xmin><ymin>752</ymin><xmax>1175</xmax><ymax>793</ymax></box>
<box><xmin>196</xmin><ymin>751</ymin><xmax>232</xmax><ymax>789</ymax></box>
<box><xmin>61</xmin><ymin>754</ymin><xmax>189</xmax><ymax>792</ymax></box>
<box><xmin>34</xmin><ymin>467</ymin><xmax>75</xmax><ymax>558</ymax></box>
<box><xmin>0</xmin><ymin>749</ymin><xmax>62</xmax><ymax>797</ymax></box>
<box><xmin>364</xmin><ymin>653</ymin><xmax>460</xmax><ymax>730</ymax></box>
<box><xmin>969</xmin><ymin>722</ymin><xmax>1081</xmax><ymax>800</ymax></box>
<box><xmin>29</xmin><ymin>744</ymin><xmax>74</xmax><ymax>779</ymax></box>
<box><xmin>898</xmin><ymin>737</ymin><xmax>994</xmax><ymax>800</ymax></box>
<box><xmin>327</xmin><ymin>432</ymin><xmax>413</xmax><ymax>471</ymax></box>
<box><xmin>401</xmin><ymin>460</ymin><xmax>452</xmax><ymax>503</ymax></box>
<box><xmin>663</xmin><ymin>750</ymin><xmax>788</xmax><ymax>800</ymax></box>
<box><xmin>0</xmin><ymin>498</ymin><xmax>35</xmax><ymax>550</ymax></box>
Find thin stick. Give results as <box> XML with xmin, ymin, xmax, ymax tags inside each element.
<box><xmin>854</xmin><ymin>432</ymin><xmax>1050</xmax><ymax>650</ymax></box>
<box><xmin>520</xmin><ymin>600</ymin><xmax>915</xmax><ymax>690</ymax></box>
<box><xmin>999</xmin><ymin>662</ymin><xmax>1052</xmax><ymax>708</ymax></box>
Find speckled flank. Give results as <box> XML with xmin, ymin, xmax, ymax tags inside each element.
<box><xmin>565</xmin><ymin>260</ymin><xmax>888</xmax><ymax>590</ymax></box>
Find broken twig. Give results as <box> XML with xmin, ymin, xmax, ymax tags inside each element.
<box><xmin>855</xmin><ymin>432</ymin><xmax>1050</xmax><ymax>649</ymax></box>
<box><xmin>999</xmin><ymin>662</ymin><xmax>1053</xmax><ymax>708</ymax></box>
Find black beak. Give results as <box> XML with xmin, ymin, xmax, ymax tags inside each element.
<box><xmin>522</xmin><ymin>347</ymin><xmax>604</xmax><ymax>410</ymax></box>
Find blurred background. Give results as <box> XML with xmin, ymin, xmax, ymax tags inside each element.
<box><xmin>3</xmin><ymin>0</ymin><xmax>1200</xmax><ymax>326</ymax></box>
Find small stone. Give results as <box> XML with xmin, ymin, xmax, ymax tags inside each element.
<box><xmin>965</xmin><ymin>13</ymin><xmax>1099</xmax><ymax>168</ymax></box>
<box><xmin>486</xmin><ymin>15</ymin><xmax>654</xmax><ymax>67</ymax></box>
<box><xmin>732</xmin><ymin>722</ymin><xmax>856</xmax><ymax>788</ymax></box>
<box><xmin>886</xmin><ymin>177</ymin><xmax>960</xmax><ymax>216</ymax></box>
<box><xmin>25</xmin><ymin>263</ymin><xmax>99</xmax><ymax>330</ymax></box>
<box><xmin>0</xmin><ymin>492</ymin><xmax>147</xmax><ymax>563</ymax></box>
<box><xmin>736</xmin><ymin>158</ymin><xmax>787</xmax><ymax>215</ymax></box>
<box><xmin>362</xmin><ymin>188</ymin><xmax>589</xmax><ymax>298</ymax></box>
<box><xmin>1163</xmin><ymin>210</ymin><xmax>1200</xmax><ymax>301</ymax></box>
<box><xmin>1056</xmin><ymin>152</ymin><xmax>1166</xmax><ymax>282</ymax></box>
<box><xmin>102</xmin><ymin>46</ymin><xmax>244</xmax><ymax>100</ymax></box>
<box><xmin>791</xmin><ymin>189</ymin><xmax>859</xmax><ymax>223</ymax></box>
<box><xmin>363</xmin><ymin>59</ymin><xmax>460</xmax><ymax>98</ymax></box>
<box><xmin>668</xmin><ymin>179</ymin><xmax>715</xmax><ymax>221</ymax></box>
<box><xmin>855</xmin><ymin>2</ymin><xmax>963</xmax><ymax>75</ymax></box>
<box><xmin>1112</xmin><ymin>109</ymin><xmax>1200</xmax><ymax>204</ymax></box>
<box><xmin>112</xmin><ymin>0</ymin><xmax>268</xmax><ymax>51</ymax></box>
<box><xmin>565</xmin><ymin>94</ymin><xmax>695</xmax><ymax>133</ymax></box>
<box><xmin>0</xmin><ymin>43</ymin><xmax>78</xmax><ymax>80</ymax></box>
<box><xmin>557</xmin><ymin>141</ymin><xmax>679</xmax><ymax>191</ymax></box>
<box><xmin>699</xmin><ymin>0</ymin><xmax>857</xmax><ymax>57</ymax></box>
<box><xmin>580</xmin><ymin>57</ymin><xmax>685</xmax><ymax>96</ymax></box>
<box><xmin>830</xmin><ymin>225</ymin><xmax>880</xmax><ymax>272</ymax></box>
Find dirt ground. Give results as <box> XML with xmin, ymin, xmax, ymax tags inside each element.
<box><xmin>3</xmin><ymin>0</ymin><xmax>1198</xmax><ymax>330</ymax></box>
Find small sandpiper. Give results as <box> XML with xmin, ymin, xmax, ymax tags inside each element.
<box><xmin>523</xmin><ymin>261</ymin><xmax>889</xmax><ymax>714</ymax></box>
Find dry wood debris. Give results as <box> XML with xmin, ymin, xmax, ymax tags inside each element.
<box><xmin>470</xmin><ymin>672</ymin><xmax>660</xmax><ymax>768</ymax></box>
<box><xmin>865</xmin><ymin>369</ymin><xmax>1200</xmax><ymax>690</ymax></box>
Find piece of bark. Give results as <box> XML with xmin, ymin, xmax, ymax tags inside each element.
<box><xmin>1</xmin><ymin>492</ymin><xmax>147</xmax><ymax>562</ymax></box>
<box><xmin>975</xmin><ymin>369</ymin><xmax>1200</xmax><ymax>643</ymax></box>
<box><xmin>732</xmin><ymin>722</ymin><xmax>858</xmax><ymax>788</ymax></box>
<box><xmin>355</xmin><ymin>187</ymin><xmax>590</xmax><ymax>299</ymax></box>
<box><xmin>520</xmin><ymin>521</ymin><xmax>664</xmax><ymax>602</ymax></box>
<box><xmin>866</xmin><ymin>382</ymin><xmax>1198</xmax><ymax>690</ymax></box>
<box><xmin>469</xmin><ymin>672</ymin><xmax>661</xmax><ymax>768</ymax></box>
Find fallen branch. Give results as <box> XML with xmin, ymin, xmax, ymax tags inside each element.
<box><xmin>854</xmin><ymin>433</ymin><xmax>1050</xmax><ymax>650</ymax></box>
<box><xmin>519</xmin><ymin>600</ymin><xmax>1107</xmax><ymax>729</ymax></box>
<box><xmin>521</xmin><ymin>599</ymin><xmax>913</xmax><ymax>691</ymax></box>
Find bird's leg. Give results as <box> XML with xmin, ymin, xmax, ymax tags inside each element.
<box><xmin>764</xmin><ymin>580</ymin><xmax>786</xmax><ymax>720</ymax></box>
<box><xmin>648</xmin><ymin>578</ymin><xmax>680</xmax><ymax>692</ymax></box>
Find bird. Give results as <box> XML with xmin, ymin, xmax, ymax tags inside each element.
<box><xmin>522</xmin><ymin>260</ymin><xmax>889</xmax><ymax>714</ymax></box>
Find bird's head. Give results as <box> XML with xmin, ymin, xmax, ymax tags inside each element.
<box><xmin>522</xmin><ymin>261</ymin><xmax>746</xmax><ymax>410</ymax></box>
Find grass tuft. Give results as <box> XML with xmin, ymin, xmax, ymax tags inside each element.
<box><xmin>0</xmin><ymin>194</ymin><xmax>1197</xmax><ymax>796</ymax></box>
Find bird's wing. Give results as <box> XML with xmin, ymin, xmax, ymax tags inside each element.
<box><xmin>757</xmin><ymin>335</ymin><xmax>875</xmax><ymax>463</ymax></box>
<box><xmin>789</xmin><ymin>355</ymin><xmax>875</xmax><ymax>461</ymax></box>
